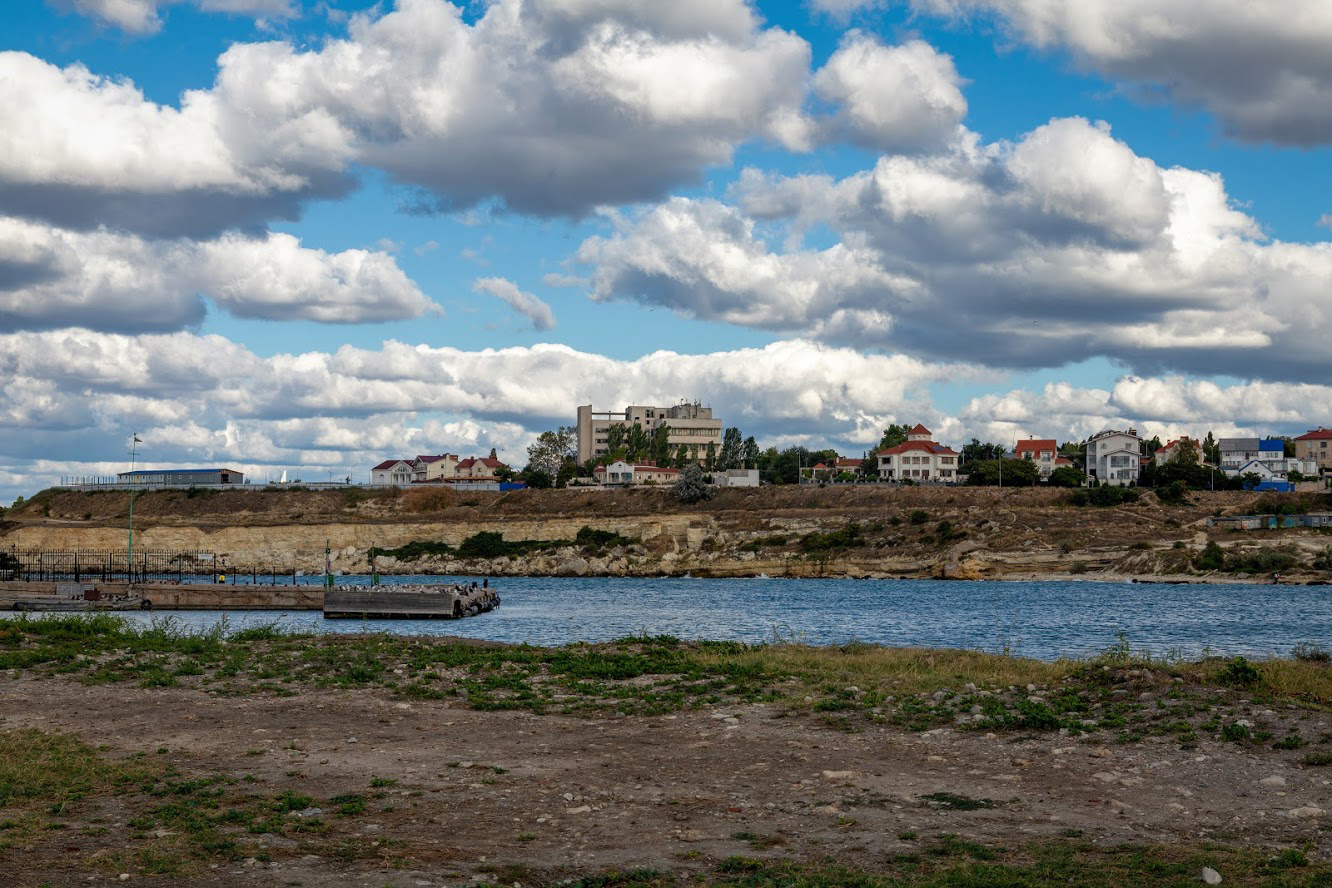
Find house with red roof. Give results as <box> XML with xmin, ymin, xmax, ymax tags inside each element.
<box><xmin>371</xmin><ymin>459</ymin><xmax>417</xmax><ymax>485</ymax></box>
<box><xmin>876</xmin><ymin>424</ymin><xmax>960</xmax><ymax>482</ymax></box>
<box><xmin>455</xmin><ymin>456</ymin><xmax>509</xmax><ymax>481</ymax></box>
<box><xmin>593</xmin><ymin>461</ymin><xmax>681</xmax><ymax>485</ymax></box>
<box><xmin>1014</xmin><ymin>438</ymin><xmax>1060</xmax><ymax>479</ymax></box>
<box><xmin>1152</xmin><ymin>437</ymin><xmax>1200</xmax><ymax>468</ymax></box>
<box><xmin>1294</xmin><ymin>428</ymin><xmax>1332</xmax><ymax>474</ymax></box>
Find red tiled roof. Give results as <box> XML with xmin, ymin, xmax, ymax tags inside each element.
<box><xmin>878</xmin><ymin>441</ymin><xmax>958</xmax><ymax>456</ymax></box>
<box><xmin>416</xmin><ymin>454</ymin><xmax>454</xmax><ymax>464</ymax></box>
<box><xmin>634</xmin><ymin>465</ymin><xmax>679</xmax><ymax>474</ymax></box>
<box><xmin>372</xmin><ymin>459</ymin><xmax>408</xmax><ymax>471</ymax></box>
<box><xmin>1156</xmin><ymin>437</ymin><xmax>1198</xmax><ymax>452</ymax></box>
<box><xmin>908</xmin><ymin>423</ymin><xmax>931</xmax><ymax>436</ymax></box>
<box><xmin>835</xmin><ymin>458</ymin><xmax>864</xmax><ymax>467</ymax></box>
<box><xmin>811</xmin><ymin>462</ymin><xmax>829</xmax><ymax>470</ymax></box>
<box><xmin>1015</xmin><ymin>438</ymin><xmax>1057</xmax><ymax>453</ymax></box>
<box><xmin>1055</xmin><ymin>457</ymin><xmax>1073</xmax><ymax>467</ymax></box>
<box><xmin>1296</xmin><ymin>428</ymin><xmax>1332</xmax><ymax>441</ymax></box>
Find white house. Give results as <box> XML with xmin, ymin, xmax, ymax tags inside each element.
<box><xmin>1086</xmin><ymin>428</ymin><xmax>1142</xmax><ymax>486</ymax></box>
<box><xmin>1014</xmin><ymin>438</ymin><xmax>1059</xmax><ymax>479</ymax></box>
<box><xmin>715</xmin><ymin>469</ymin><xmax>760</xmax><ymax>487</ymax></box>
<box><xmin>371</xmin><ymin>459</ymin><xmax>417</xmax><ymax>485</ymax></box>
<box><xmin>876</xmin><ymin>424</ymin><xmax>960</xmax><ymax>482</ymax></box>
<box><xmin>593</xmin><ymin>461</ymin><xmax>681</xmax><ymax>485</ymax></box>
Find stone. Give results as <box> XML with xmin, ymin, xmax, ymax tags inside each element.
<box><xmin>1201</xmin><ymin>866</ymin><xmax>1222</xmax><ymax>884</ymax></box>
<box><xmin>1285</xmin><ymin>806</ymin><xmax>1323</xmax><ymax>818</ymax></box>
<box><xmin>1260</xmin><ymin>776</ymin><xmax>1287</xmax><ymax>788</ymax></box>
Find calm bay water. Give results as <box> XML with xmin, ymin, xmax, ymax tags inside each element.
<box><xmin>81</xmin><ymin>575</ymin><xmax>1332</xmax><ymax>660</ymax></box>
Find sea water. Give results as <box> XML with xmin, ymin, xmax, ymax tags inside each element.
<box><xmin>57</xmin><ymin>575</ymin><xmax>1331</xmax><ymax>661</ymax></box>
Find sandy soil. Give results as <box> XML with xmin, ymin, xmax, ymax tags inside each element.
<box><xmin>4</xmin><ymin>675</ymin><xmax>1332</xmax><ymax>886</ymax></box>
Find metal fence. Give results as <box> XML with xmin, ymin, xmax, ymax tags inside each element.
<box><xmin>0</xmin><ymin>549</ymin><xmax>219</xmax><ymax>583</ymax></box>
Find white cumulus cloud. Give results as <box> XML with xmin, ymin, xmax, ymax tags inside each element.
<box><xmin>0</xmin><ymin>216</ymin><xmax>437</xmax><ymax>331</ymax></box>
<box><xmin>473</xmin><ymin>277</ymin><xmax>557</xmax><ymax>331</ymax></box>
<box><xmin>911</xmin><ymin>0</ymin><xmax>1332</xmax><ymax>145</ymax></box>
<box><xmin>576</xmin><ymin>115</ymin><xmax>1332</xmax><ymax>380</ymax></box>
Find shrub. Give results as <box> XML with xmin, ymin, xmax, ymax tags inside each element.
<box><xmin>909</xmin><ymin>509</ymin><xmax>929</xmax><ymax>526</ymax></box>
<box><xmin>1216</xmin><ymin>656</ymin><xmax>1261</xmax><ymax>687</ymax></box>
<box><xmin>1194</xmin><ymin>541</ymin><xmax>1225</xmax><ymax>571</ymax></box>
<box><xmin>801</xmin><ymin>523</ymin><xmax>863</xmax><ymax>552</ymax></box>
<box><xmin>1293</xmin><ymin>642</ymin><xmax>1331</xmax><ymax>662</ymax></box>
<box><xmin>1156</xmin><ymin>480</ymin><xmax>1190</xmax><ymax>505</ymax></box>
<box><xmin>673</xmin><ymin>465</ymin><xmax>716</xmax><ymax>505</ymax></box>
<box><xmin>457</xmin><ymin>531</ymin><xmax>511</xmax><ymax>558</ymax></box>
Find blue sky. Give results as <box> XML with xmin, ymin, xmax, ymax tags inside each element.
<box><xmin>2</xmin><ymin>0</ymin><xmax>1331</xmax><ymax>500</ymax></box>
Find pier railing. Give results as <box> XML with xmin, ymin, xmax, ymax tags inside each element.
<box><xmin>0</xmin><ymin>549</ymin><xmax>219</xmax><ymax>584</ymax></box>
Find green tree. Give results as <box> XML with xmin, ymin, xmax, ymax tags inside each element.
<box><xmin>967</xmin><ymin>458</ymin><xmax>1041</xmax><ymax>486</ymax></box>
<box><xmin>1282</xmin><ymin>436</ymin><xmax>1296</xmax><ymax>457</ymax></box>
<box><xmin>522</xmin><ymin>468</ymin><xmax>552</xmax><ymax>489</ymax></box>
<box><xmin>1143</xmin><ymin>435</ymin><xmax>1163</xmax><ymax>456</ymax></box>
<box><xmin>742</xmin><ymin>437</ymin><xmax>760</xmax><ymax>470</ymax></box>
<box><xmin>605</xmin><ymin>423</ymin><xmax>627</xmax><ymax>458</ymax></box>
<box><xmin>960</xmin><ymin>438</ymin><xmax>1005</xmax><ymax>468</ymax></box>
<box><xmin>525</xmin><ymin>426</ymin><xmax>577</xmax><ymax>478</ymax></box>
<box><xmin>705</xmin><ymin>440</ymin><xmax>718</xmax><ymax>472</ymax></box>
<box><xmin>650</xmin><ymin>423</ymin><xmax>672</xmax><ymax>465</ymax></box>
<box><xmin>767</xmin><ymin>447</ymin><xmax>810</xmax><ymax>485</ymax></box>
<box><xmin>1048</xmin><ymin>465</ymin><xmax>1085</xmax><ymax>487</ymax></box>
<box><xmin>877</xmin><ymin>423</ymin><xmax>911</xmax><ymax>452</ymax></box>
<box><xmin>1167</xmin><ymin>438</ymin><xmax>1201</xmax><ymax>465</ymax></box>
<box><xmin>673</xmin><ymin>444</ymin><xmax>689</xmax><ymax>470</ymax></box>
<box><xmin>719</xmin><ymin>427</ymin><xmax>743</xmax><ymax>470</ymax></box>
<box><xmin>624</xmin><ymin>424</ymin><xmax>650</xmax><ymax>463</ymax></box>
<box><xmin>1202</xmin><ymin>431</ymin><xmax>1219</xmax><ymax>465</ymax></box>
<box><xmin>673</xmin><ymin>464</ymin><xmax>716</xmax><ymax>504</ymax></box>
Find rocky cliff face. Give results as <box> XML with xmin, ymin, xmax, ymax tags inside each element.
<box><xmin>4</xmin><ymin>486</ymin><xmax>1329</xmax><ymax>582</ymax></box>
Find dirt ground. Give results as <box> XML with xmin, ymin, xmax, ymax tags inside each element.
<box><xmin>5</xmin><ymin>674</ymin><xmax>1332</xmax><ymax>887</ymax></box>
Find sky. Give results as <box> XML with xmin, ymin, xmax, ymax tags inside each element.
<box><xmin>3</xmin><ymin>0</ymin><xmax>1332</xmax><ymax>501</ymax></box>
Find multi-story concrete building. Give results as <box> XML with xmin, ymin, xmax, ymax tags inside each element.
<box><xmin>1086</xmin><ymin>428</ymin><xmax>1142</xmax><ymax>486</ymax></box>
<box><xmin>876</xmin><ymin>424</ymin><xmax>959</xmax><ymax>482</ymax></box>
<box><xmin>576</xmin><ymin>402</ymin><xmax>723</xmax><ymax>464</ymax></box>
<box><xmin>1218</xmin><ymin>438</ymin><xmax>1284</xmax><ymax>474</ymax></box>
<box><xmin>1294</xmin><ymin>428</ymin><xmax>1332</xmax><ymax>474</ymax></box>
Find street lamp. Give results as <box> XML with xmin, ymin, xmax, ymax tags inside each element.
<box><xmin>128</xmin><ymin>433</ymin><xmax>140</xmax><ymax>583</ymax></box>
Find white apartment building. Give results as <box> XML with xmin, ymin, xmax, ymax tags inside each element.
<box><xmin>876</xmin><ymin>424</ymin><xmax>960</xmax><ymax>482</ymax></box>
<box><xmin>1086</xmin><ymin>428</ymin><xmax>1142</xmax><ymax>486</ymax></box>
<box><xmin>577</xmin><ymin>402</ymin><xmax>723</xmax><ymax>464</ymax></box>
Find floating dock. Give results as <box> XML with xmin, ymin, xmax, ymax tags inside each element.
<box><xmin>322</xmin><ymin>583</ymin><xmax>499</xmax><ymax>620</ymax></box>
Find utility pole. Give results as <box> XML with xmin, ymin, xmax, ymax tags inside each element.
<box><xmin>128</xmin><ymin>433</ymin><xmax>140</xmax><ymax>583</ymax></box>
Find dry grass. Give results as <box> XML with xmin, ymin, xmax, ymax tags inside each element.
<box><xmin>691</xmin><ymin>643</ymin><xmax>1074</xmax><ymax>696</ymax></box>
<box><xmin>401</xmin><ymin>486</ymin><xmax>456</xmax><ymax>513</ymax></box>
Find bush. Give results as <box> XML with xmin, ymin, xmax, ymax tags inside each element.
<box><xmin>909</xmin><ymin>509</ymin><xmax>929</xmax><ymax>526</ymax></box>
<box><xmin>457</xmin><ymin>531</ymin><xmax>511</xmax><ymax>558</ymax></box>
<box><xmin>1070</xmin><ymin>486</ymin><xmax>1140</xmax><ymax>507</ymax></box>
<box><xmin>673</xmin><ymin>465</ymin><xmax>716</xmax><ymax>505</ymax></box>
<box><xmin>1194</xmin><ymin>541</ymin><xmax>1225</xmax><ymax>571</ymax></box>
<box><xmin>1156</xmin><ymin>480</ymin><xmax>1190</xmax><ymax>505</ymax></box>
<box><xmin>1216</xmin><ymin>656</ymin><xmax>1262</xmax><ymax>687</ymax></box>
<box><xmin>1292</xmin><ymin>642</ymin><xmax>1331</xmax><ymax>663</ymax></box>
<box><xmin>801</xmin><ymin>523</ymin><xmax>863</xmax><ymax>552</ymax></box>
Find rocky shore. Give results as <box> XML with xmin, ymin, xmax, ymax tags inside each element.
<box><xmin>3</xmin><ymin>485</ymin><xmax>1329</xmax><ymax>584</ymax></box>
